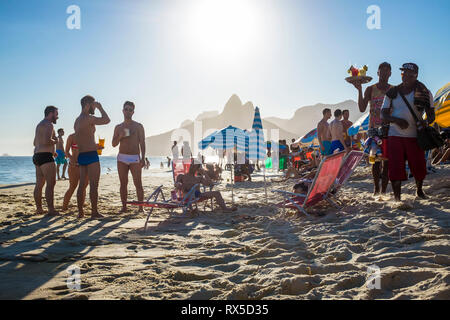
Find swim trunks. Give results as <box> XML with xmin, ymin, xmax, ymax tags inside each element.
<box><xmin>320</xmin><ymin>141</ymin><xmax>332</xmax><ymax>155</ymax></box>
<box><xmin>117</xmin><ymin>153</ymin><xmax>140</xmax><ymax>165</ymax></box>
<box><xmin>330</xmin><ymin>140</ymin><xmax>345</xmax><ymax>154</ymax></box>
<box><xmin>55</xmin><ymin>149</ymin><xmax>67</xmax><ymax>165</ymax></box>
<box><xmin>33</xmin><ymin>152</ymin><xmax>54</xmax><ymax>167</ymax></box>
<box><xmin>78</xmin><ymin>151</ymin><xmax>99</xmax><ymax>166</ymax></box>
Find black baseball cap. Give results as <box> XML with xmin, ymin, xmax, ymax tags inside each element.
<box><xmin>400</xmin><ymin>63</ymin><xmax>419</xmax><ymax>74</ymax></box>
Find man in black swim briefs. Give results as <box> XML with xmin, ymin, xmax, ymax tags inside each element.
<box><xmin>32</xmin><ymin>106</ymin><xmax>59</xmax><ymax>216</ymax></box>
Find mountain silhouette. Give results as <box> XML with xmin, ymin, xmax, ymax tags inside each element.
<box><xmin>146</xmin><ymin>95</ymin><xmax>359</xmax><ymax>156</ymax></box>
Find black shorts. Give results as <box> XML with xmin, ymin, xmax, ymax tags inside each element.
<box><xmin>33</xmin><ymin>152</ymin><xmax>54</xmax><ymax>167</ymax></box>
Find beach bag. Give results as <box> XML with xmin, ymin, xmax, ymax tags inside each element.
<box><xmin>398</xmin><ymin>91</ymin><xmax>444</xmax><ymax>151</ymax></box>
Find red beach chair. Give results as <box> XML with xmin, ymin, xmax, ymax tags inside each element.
<box><xmin>272</xmin><ymin>152</ymin><xmax>345</xmax><ymax>216</ymax></box>
<box><xmin>331</xmin><ymin>150</ymin><xmax>364</xmax><ymax>195</ymax></box>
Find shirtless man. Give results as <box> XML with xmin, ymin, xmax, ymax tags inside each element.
<box><xmin>62</xmin><ymin>133</ymin><xmax>88</xmax><ymax>211</ymax></box>
<box><xmin>330</xmin><ymin>109</ymin><xmax>350</xmax><ymax>154</ymax></box>
<box><xmin>112</xmin><ymin>101</ymin><xmax>146</xmax><ymax>213</ymax></box>
<box><xmin>175</xmin><ymin>164</ymin><xmax>237</xmax><ymax>212</ymax></box>
<box><xmin>74</xmin><ymin>95</ymin><xmax>110</xmax><ymax>219</ymax></box>
<box><xmin>354</xmin><ymin>62</ymin><xmax>393</xmax><ymax>195</ymax></box>
<box><xmin>55</xmin><ymin>128</ymin><xmax>68</xmax><ymax>180</ymax></box>
<box><xmin>341</xmin><ymin>110</ymin><xmax>353</xmax><ymax>148</ymax></box>
<box><xmin>32</xmin><ymin>106</ymin><xmax>59</xmax><ymax>216</ymax></box>
<box><xmin>317</xmin><ymin>108</ymin><xmax>332</xmax><ymax>157</ymax></box>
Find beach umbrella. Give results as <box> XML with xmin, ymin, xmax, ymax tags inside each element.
<box><xmin>248</xmin><ymin>106</ymin><xmax>268</xmax><ymax>203</ymax></box>
<box><xmin>293</xmin><ymin>128</ymin><xmax>318</xmax><ymax>146</ymax></box>
<box><xmin>198</xmin><ymin>130</ymin><xmax>218</xmax><ymax>150</ymax></box>
<box><xmin>434</xmin><ymin>83</ymin><xmax>450</xmax><ymax>128</ymax></box>
<box><xmin>348</xmin><ymin>111</ymin><xmax>370</xmax><ymax>136</ymax></box>
<box><xmin>207</xmin><ymin>125</ymin><xmax>248</xmax><ymax>151</ymax></box>
<box><xmin>199</xmin><ymin>125</ymin><xmax>248</xmax><ymax>205</ymax></box>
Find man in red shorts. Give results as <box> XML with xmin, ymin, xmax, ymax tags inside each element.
<box><xmin>381</xmin><ymin>63</ymin><xmax>435</xmax><ymax>201</ymax></box>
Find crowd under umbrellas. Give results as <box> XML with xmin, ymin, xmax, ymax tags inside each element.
<box><xmin>198</xmin><ymin>107</ymin><xmax>269</xmax><ymax>204</ymax></box>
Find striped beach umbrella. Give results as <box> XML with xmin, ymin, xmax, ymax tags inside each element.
<box><xmin>249</xmin><ymin>106</ymin><xmax>268</xmax><ymax>203</ymax></box>
<box><xmin>434</xmin><ymin>83</ymin><xmax>450</xmax><ymax>128</ymax></box>
<box><xmin>248</xmin><ymin>106</ymin><xmax>266</xmax><ymax>160</ymax></box>
<box><xmin>293</xmin><ymin>128</ymin><xmax>318</xmax><ymax>146</ymax></box>
<box><xmin>198</xmin><ymin>130</ymin><xmax>218</xmax><ymax>150</ymax></box>
<box><xmin>348</xmin><ymin>111</ymin><xmax>370</xmax><ymax>136</ymax></box>
<box><xmin>205</xmin><ymin>125</ymin><xmax>248</xmax><ymax>151</ymax></box>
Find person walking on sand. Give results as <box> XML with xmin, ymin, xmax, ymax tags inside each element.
<box><xmin>74</xmin><ymin>95</ymin><xmax>110</xmax><ymax>219</ymax></box>
<box><xmin>381</xmin><ymin>63</ymin><xmax>435</xmax><ymax>201</ymax></box>
<box><xmin>55</xmin><ymin>128</ymin><xmax>68</xmax><ymax>180</ymax></box>
<box><xmin>32</xmin><ymin>106</ymin><xmax>59</xmax><ymax>216</ymax></box>
<box><xmin>317</xmin><ymin>108</ymin><xmax>332</xmax><ymax>157</ymax></box>
<box><xmin>62</xmin><ymin>133</ymin><xmax>88</xmax><ymax>211</ymax></box>
<box><xmin>329</xmin><ymin>109</ymin><xmax>350</xmax><ymax>154</ymax></box>
<box><xmin>112</xmin><ymin>101</ymin><xmax>146</xmax><ymax>213</ymax></box>
<box><xmin>353</xmin><ymin>62</ymin><xmax>393</xmax><ymax>195</ymax></box>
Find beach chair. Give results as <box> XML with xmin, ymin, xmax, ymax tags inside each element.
<box><xmin>127</xmin><ymin>183</ymin><xmax>203</xmax><ymax>231</ymax></box>
<box><xmin>127</xmin><ymin>159</ymin><xmax>216</xmax><ymax>231</ymax></box>
<box><xmin>330</xmin><ymin>150</ymin><xmax>364</xmax><ymax>196</ymax></box>
<box><xmin>272</xmin><ymin>151</ymin><xmax>345</xmax><ymax>216</ymax></box>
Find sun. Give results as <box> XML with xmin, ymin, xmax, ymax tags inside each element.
<box><xmin>184</xmin><ymin>0</ymin><xmax>264</xmax><ymax>61</ymax></box>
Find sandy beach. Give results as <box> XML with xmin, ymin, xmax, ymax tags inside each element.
<box><xmin>0</xmin><ymin>165</ymin><xmax>449</xmax><ymax>300</ymax></box>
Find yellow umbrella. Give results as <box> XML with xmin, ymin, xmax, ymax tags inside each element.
<box><xmin>434</xmin><ymin>82</ymin><xmax>450</xmax><ymax>128</ymax></box>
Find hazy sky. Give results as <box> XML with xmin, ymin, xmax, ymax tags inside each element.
<box><xmin>0</xmin><ymin>0</ymin><xmax>449</xmax><ymax>155</ymax></box>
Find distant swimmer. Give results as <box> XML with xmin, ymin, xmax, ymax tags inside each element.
<box><xmin>55</xmin><ymin>128</ymin><xmax>68</xmax><ymax>180</ymax></box>
<box><xmin>112</xmin><ymin>101</ymin><xmax>146</xmax><ymax>213</ymax></box>
<box><xmin>74</xmin><ymin>95</ymin><xmax>110</xmax><ymax>219</ymax></box>
<box><xmin>32</xmin><ymin>106</ymin><xmax>59</xmax><ymax>216</ymax></box>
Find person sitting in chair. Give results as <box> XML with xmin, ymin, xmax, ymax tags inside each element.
<box><xmin>175</xmin><ymin>164</ymin><xmax>237</xmax><ymax>212</ymax></box>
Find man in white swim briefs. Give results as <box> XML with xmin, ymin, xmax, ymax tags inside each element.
<box><xmin>112</xmin><ymin>101</ymin><xmax>146</xmax><ymax>213</ymax></box>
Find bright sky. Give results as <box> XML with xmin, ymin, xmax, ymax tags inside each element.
<box><xmin>0</xmin><ymin>0</ymin><xmax>449</xmax><ymax>155</ymax></box>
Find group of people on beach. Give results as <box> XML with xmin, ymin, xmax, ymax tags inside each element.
<box><xmin>32</xmin><ymin>62</ymin><xmax>446</xmax><ymax>217</ymax></box>
<box><xmin>33</xmin><ymin>96</ymin><xmax>236</xmax><ymax>217</ymax></box>
<box><xmin>33</xmin><ymin>97</ymin><xmax>148</xmax><ymax>218</ymax></box>
<box><xmin>318</xmin><ymin>62</ymin><xmax>438</xmax><ymax>201</ymax></box>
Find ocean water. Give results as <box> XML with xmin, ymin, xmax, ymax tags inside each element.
<box><xmin>0</xmin><ymin>156</ymin><xmax>169</xmax><ymax>185</ymax></box>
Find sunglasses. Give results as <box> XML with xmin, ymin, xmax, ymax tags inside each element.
<box><xmin>124</xmin><ymin>107</ymin><xmax>134</xmax><ymax>112</ymax></box>
<box><xmin>401</xmin><ymin>71</ymin><xmax>417</xmax><ymax>77</ymax></box>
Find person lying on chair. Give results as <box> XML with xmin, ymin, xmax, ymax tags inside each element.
<box><xmin>175</xmin><ymin>164</ymin><xmax>237</xmax><ymax>212</ymax></box>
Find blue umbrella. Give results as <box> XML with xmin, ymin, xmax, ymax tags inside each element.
<box><xmin>198</xmin><ymin>130</ymin><xmax>218</xmax><ymax>150</ymax></box>
<box><xmin>202</xmin><ymin>125</ymin><xmax>248</xmax><ymax>151</ymax></box>
<box><xmin>297</xmin><ymin>128</ymin><xmax>318</xmax><ymax>144</ymax></box>
<box><xmin>249</xmin><ymin>106</ymin><xmax>266</xmax><ymax>160</ymax></box>
<box><xmin>348</xmin><ymin>112</ymin><xmax>370</xmax><ymax>136</ymax></box>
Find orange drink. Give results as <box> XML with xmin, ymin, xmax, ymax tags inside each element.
<box><xmin>98</xmin><ymin>138</ymin><xmax>105</xmax><ymax>155</ymax></box>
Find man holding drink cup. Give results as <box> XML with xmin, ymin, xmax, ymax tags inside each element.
<box><xmin>112</xmin><ymin>101</ymin><xmax>146</xmax><ymax>213</ymax></box>
<box><xmin>74</xmin><ymin>95</ymin><xmax>111</xmax><ymax>219</ymax></box>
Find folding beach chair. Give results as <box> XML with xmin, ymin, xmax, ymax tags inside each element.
<box><xmin>330</xmin><ymin>150</ymin><xmax>364</xmax><ymax>196</ymax></box>
<box><xmin>272</xmin><ymin>151</ymin><xmax>345</xmax><ymax>216</ymax></box>
<box><xmin>128</xmin><ymin>183</ymin><xmax>203</xmax><ymax>231</ymax></box>
<box><xmin>128</xmin><ymin>159</ymin><xmax>217</xmax><ymax>231</ymax></box>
